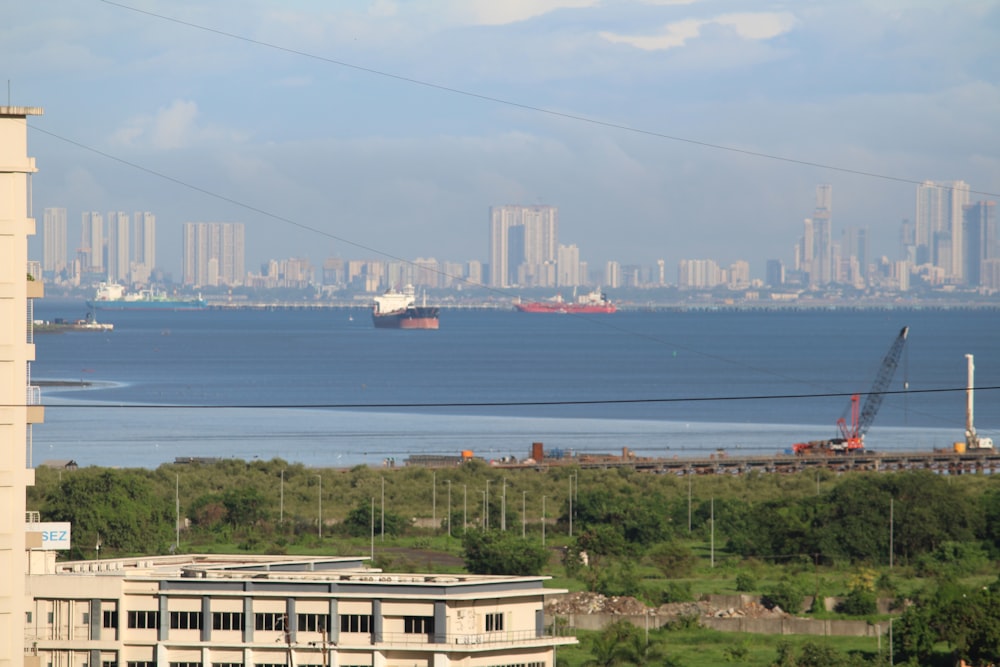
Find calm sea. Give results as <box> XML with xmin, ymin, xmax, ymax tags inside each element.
<box><xmin>30</xmin><ymin>300</ymin><xmax>1000</xmax><ymax>469</ymax></box>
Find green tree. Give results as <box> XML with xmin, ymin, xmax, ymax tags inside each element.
<box><xmin>44</xmin><ymin>468</ymin><xmax>174</xmax><ymax>557</ymax></box>
<box><xmin>222</xmin><ymin>486</ymin><xmax>269</xmax><ymax>528</ymax></box>
<box><xmin>343</xmin><ymin>502</ymin><xmax>407</xmax><ymax>537</ymax></box>
<box><xmin>645</xmin><ymin>540</ymin><xmax>696</xmax><ymax>578</ymax></box>
<box><xmin>461</xmin><ymin>530</ymin><xmax>549</xmax><ymax>575</ymax></box>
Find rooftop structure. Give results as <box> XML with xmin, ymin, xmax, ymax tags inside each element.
<box><xmin>26</xmin><ymin>553</ymin><xmax>574</xmax><ymax>667</ymax></box>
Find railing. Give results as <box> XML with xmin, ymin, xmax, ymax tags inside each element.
<box><xmin>372</xmin><ymin>628</ymin><xmax>572</xmax><ymax>648</ymax></box>
<box><xmin>27</xmin><ymin>385</ymin><xmax>41</xmax><ymax>406</ymax></box>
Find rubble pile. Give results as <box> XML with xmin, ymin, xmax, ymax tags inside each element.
<box><xmin>546</xmin><ymin>592</ymin><xmax>788</xmax><ymax>620</ymax></box>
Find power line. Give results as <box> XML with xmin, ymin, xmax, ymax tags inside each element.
<box><xmin>16</xmin><ymin>384</ymin><xmax>999</xmax><ymax>410</ymax></box>
<box><xmin>97</xmin><ymin>0</ymin><xmax>1000</xmax><ymax>199</ymax></box>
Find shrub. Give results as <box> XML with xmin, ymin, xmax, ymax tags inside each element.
<box><xmin>835</xmin><ymin>587</ymin><xmax>878</xmax><ymax>616</ymax></box>
<box><xmin>735</xmin><ymin>571</ymin><xmax>757</xmax><ymax>592</ymax></box>
<box><xmin>762</xmin><ymin>580</ymin><xmax>804</xmax><ymax>614</ymax></box>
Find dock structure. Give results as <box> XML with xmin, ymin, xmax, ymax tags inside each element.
<box><xmin>492</xmin><ymin>450</ymin><xmax>1000</xmax><ymax>476</ymax></box>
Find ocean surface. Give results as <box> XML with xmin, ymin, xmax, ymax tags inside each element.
<box><xmin>30</xmin><ymin>300</ymin><xmax>1000</xmax><ymax>469</ymax></box>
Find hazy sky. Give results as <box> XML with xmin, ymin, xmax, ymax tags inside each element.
<box><xmin>7</xmin><ymin>0</ymin><xmax>1000</xmax><ymax>280</ymax></box>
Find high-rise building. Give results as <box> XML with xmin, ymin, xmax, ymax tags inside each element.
<box><xmin>106</xmin><ymin>211</ymin><xmax>130</xmax><ymax>283</ymax></box>
<box><xmin>488</xmin><ymin>205</ymin><xmax>557</xmax><ymax>288</ymax></box>
<box><xmin>80</xmin><ymin>212</ymin><xmax>104</xmax><ymax>274</ymax></box>
<box><xmin>604</xmin><ymin>260</ymin><xmax>621</xmax><ymax>288</ymax></box>
<box><xmin>915</xmin><ymin>180</ymin><xmax>970</xmax><ymax>281</ymax></box>
<box><xmin>131</xmin><ymin>211</ymin><xmax>156</xmax><ymax>284</ymax></box>
<box><xmin>766</xmin><ymin>259</ymin><xmax>785</xmax><ymax>287</ymax></box>
<box><xmin>0</xmin><ymin>103</ymin><xmax>45</xmax><ymax>667</ymax></box>
<box><xmin>556</xmin><ymin>244</ymin><xmax>580</xmax><ymax>287</ymax></box>
<box><xmin>964</xmin><ymin>200</ymin><xmax>997</xmax><ymax>288</ymax></box>
<box><xmin>182</xmin><ymin>222</ymin><xmax>246</xmax><ymax>287</ymax></box>
<box><xmin>810</xmin><ymin>185</ymin><xmax>833</xmax><ymax>286</ymax></box>
<box><xmin>42</xmin><ymin>207</ymin><xmax>67</xmax><ymax>277</ymax></box>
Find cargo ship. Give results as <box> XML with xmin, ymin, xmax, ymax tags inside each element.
<box><xmin>86</xmin><ymin>282</ymin><xmax>207</xmax><ymax>311</ymax></box>
<box><xmin>515</xmin><ymin>288</ymin><xmax>616</xmax><ymax>314</ymax></box>
<box><xmin>372</xmin><ymin>284</ymin><xmax>439</xmax><ymax>329</ymax></box>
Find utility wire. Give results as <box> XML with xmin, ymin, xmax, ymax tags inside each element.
<box><xmin>18</xmin><ymin>384</ymin><xmax>1000</xmax><ymax>410</ymax></box>
<box><xmin>98</xmin><ymin>0</ymin><xmax>1000</xmax><ymax>199</ymax></box>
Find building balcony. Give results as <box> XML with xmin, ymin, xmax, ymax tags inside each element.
<box><xmin>27</xmin><ymin>384</ymin><xmax>44</xmax><ymax>424</ymax></box>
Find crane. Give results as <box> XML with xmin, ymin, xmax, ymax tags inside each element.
<box><xmin>793</xmin><ymin>326</ymin><xmax>908</xmax><ymax>455</ymax></box>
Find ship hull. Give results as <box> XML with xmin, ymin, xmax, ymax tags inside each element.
<box><xmin>372</xmin><ymin>306</ymin><xmax>440</xmax><ymax>329</ymax></box>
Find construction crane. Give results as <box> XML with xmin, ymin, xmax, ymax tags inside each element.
<box><xmin>964</xmin><ymin>353</ymin><xmax>994</xmax><ymax>451</ymax></box>
<box><xmin>793</xmin><ymin>326</ymin><xmax>908</xmax><ymax>455</ymax></box>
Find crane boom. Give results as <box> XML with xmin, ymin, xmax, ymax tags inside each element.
<box><xmin>856</xmin><ymin>326</ymin><xmax>909</xmax><ymax>438</ymax></box>
<box><xmin>800</xmin><ymin>326</ymin><xmax>908</xmax><ymax>455</ymax></box>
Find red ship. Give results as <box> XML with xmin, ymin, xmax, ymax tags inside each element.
<box><xmin>514</xmin><ymin>288</ymin><xmax>616</xmax><ymax>314</ymax></box>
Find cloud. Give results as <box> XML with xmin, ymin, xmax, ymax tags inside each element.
<box><xmin>600</xmin><ymin>11</ymin><xmax>796</xmax><ymax>51</ymax></box>
<box><xmin>110</xmin><ymin>100</ymin><xmax>248</xmax><ymax>151</ymax></box>
<box><xmin>449</xmin><ymin>0</ymin><xmax>599</xmax><ymax>26</ymax></box>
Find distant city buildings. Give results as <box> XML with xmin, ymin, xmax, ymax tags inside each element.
<box><xmin>182</xmin><ymin>222</ymin><xmax>245</xmax><ymax>287</ymax></box>
<box><xmin>488</xmin><ymin>205</ymin><xmax>560</xmax><ymax>288</ymax></box>
<box><xmin>42</xmin><ymin>208</ymin><xmax>66</xmax><ymax>277</ymax></box>
<box><xmin>33</xmin><ymin>181</ymin><xmax>1000</xmax><ymax>296</ymax></box>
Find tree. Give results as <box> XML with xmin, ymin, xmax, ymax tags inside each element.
<box><xmin>343</xmin><ymin>502</ymin><xmax>406</xmax><ymax>537</ymax></box>
<box><xmin>44</xmin><ymin>469</ymin><xmax>174</xmax><ymax>558</ymax></box>
<box><xmin>222</xmin><ymin>486</ymin><xmax>269</xmax><ymax>528</ymax></box>
<box><xmin>461</xmin><ymin>530</ymin><xmax>549</xmax><ymax>575</ymax></box>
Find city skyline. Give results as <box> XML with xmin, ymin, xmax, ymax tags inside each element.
<box><xmin>9</xmin><ymin>2</ymin><xmax>1000</xmax><ymax>283</ymax></box>
<box><xmin>38</xmin><ymin>177</ymin><xmax>999</xmax><ymax>292</ymax></box>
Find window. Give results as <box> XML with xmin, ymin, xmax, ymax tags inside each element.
<box><xmin>103</xmin><ymin>610</ymin><xmax>118</xmax><ymax>629</ymax></box>
<box><xmin>127</xmin><ymin>662</ymin><xmax>155</xmax><ymax>667</ymax></box>
<box><xmin>25</xmin><ymin>611</ymin><xmax>32</xmax><ymax>624</ymax></box>
<box><xmin>403</xmin><ymin>616</ymin><xmax>434</xmax><ymax>635</ymax></box>
<box><xmin>168</xmin><ymin>663</ymin><xmax>202</xmax><ymax>667</ymax></box>
<box><xmin>296</xmin><ymin>614</ymin><xmax>329</xmax><ymax>633</ymax></box>
<box><xmin>339</xmin><ymin>614</ymin><xmax>371</xmax><ymax>633</ymax></box>
<box><xmin>169</xmin><ymin>611</ymin><xmax>203</xmax><ymax>630</ymax></box>
<box><xmin>126</xmin><ymin>611</ymin><xmax>160</xmax><ymax>630</ymax></box>
<box><xmin>47</xmin><ymin>612</ymin><xmax>54</xmax><ymax>624</ymax></box>
<box><xmin>102</xmin><ymin>661</ymin><xmax>117</xmax><ymax>667</ymax></box>
<box><xmin>485</xmin><ymin>613</ymin><xmax>503</xmax><ymax>633</ymax></box>
<box><xmin>212</xmin><ymin>612</ymin><xmax>244</xmax><ymax>631</ymax></box>
<box><xmin>82</xmin><ymin>612</ymin><xmax>90</xmax><ymax>624</ymax></box>
<box><xmin>212</xmin><ymin>663</ymin><xmax>244</xmax><ymax>667</ymax></box>
<box><xmin>254</xmin><ymin>613</ymin><xmax>285</xmax><ymax>631</ymax></box>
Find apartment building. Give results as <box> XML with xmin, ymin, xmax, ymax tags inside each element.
<box><xmin>25</xmin><ymin>554</ymin><xmax>574</xmax><ymax>667</ymax></box>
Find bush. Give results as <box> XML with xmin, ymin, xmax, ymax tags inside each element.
<box><xmin>660</xmin><ymin>582</ymin><xmax>694</xmax><ymax>604</ymax></box>
<box><xmin>835</xmin><ymin>587</ymin><xmax>878</xmax><ymax>616</ymax></box>
<box><xmin>762</xmin><ymin>580</ymin><xmax>804</xmax><ymax>614</ymax></box>
<box><xmin>735</xmin><ymin>571</ymin><xmax>757</xmax><ymax>592</ymax></box>
<box><xmin>646</xmin><ymin>541</ymin><xmax>697</xmax><ymax>578</ymax></box>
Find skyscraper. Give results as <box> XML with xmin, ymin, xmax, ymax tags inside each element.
<box><xmin>131</xmin><ymin>211</ymin><xmax>156</xmax><ymax>283</ymax></box>
<box><xmin>964</xmin><ymin>200</ymin><xmax>997</xmax><ymax>288</ymax></box>
<box><xmin>42</xmin><ymin>207</ymin><xmax>67</xmax><ymax>277</ymax></box>
<box><xmin>810</xmin><ymin>185</ymin><xmax>833</xmax><ymax>286</ymax></box>
<box><xmin>488</xmin><ymin>205</ymin><xmax>558</xmax><ymax>288</ymax></box>
<box><xmin>915</xmin><ymin>180</ymin><xmax>970</xmax><ymax>281</ymax></box>
<box><xmin>106</xmin><ymin>210</ymin><xmax>130</xmax><ymax>283</ymax></box>
<box><xmin>183</xmin><ymin>222</ymin><xmax>246</xmax><ymax>287</ymax></box>
<box><xmin>80</xmin><ymin>211</ymin><xmax>104</xmax><ymax>274</ymax></box>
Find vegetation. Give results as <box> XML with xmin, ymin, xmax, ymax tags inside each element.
<box><xmin>26</xmin><ymin>460</ymin><xmax>1000</xmax><ymax>665</ymax></box>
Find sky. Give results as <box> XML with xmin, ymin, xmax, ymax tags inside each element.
<box><xmin>6</xmin><ymin>0</ymin><xmax>1000</xmax><ymax>280</ymax></box>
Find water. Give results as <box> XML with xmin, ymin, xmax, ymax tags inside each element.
<box><xmin>30</xmin><ymin>301</ymin><xmax>1000</xmax><ymax>468</ymax></box>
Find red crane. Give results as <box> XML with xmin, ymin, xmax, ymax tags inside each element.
<box><xmin>794</xmin><ymin>326</ymin><xmax>909</xmax><ymax>455</ymax></box>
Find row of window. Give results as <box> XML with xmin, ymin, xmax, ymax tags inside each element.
<box><xmin>126</xmin><ymin>612</ymin><xmax>376</xmax><ymax>634</ymax></box>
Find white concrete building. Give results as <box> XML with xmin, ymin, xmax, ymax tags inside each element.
<box><xmin>0</xmin><ymin>104</ymin><xmax>45</xmax><ymax>667</ymax></box>
<box><xmin>25</xmin><ymin>554</ymin><xmax>574</xmax><ymax>667</ymax></box>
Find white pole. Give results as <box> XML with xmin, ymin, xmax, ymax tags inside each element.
<box><xmin>279</xmin><ymin>469</ymin><xmax>284</xmax><ymax>523</ymax></box>
<box><xmin>522</xmin><ymin>491</ymin><xmax>526</xmax><ymax>538</ymax></box>
<box><xmin>501</xmin><ymin>478</ymin><xmax>506</xmax><ymax>531</ymax></box>
<box><xmin>542</xmin><ymin>496</ymin><xmax>546</xmax><ymax>546</ymax></box>
<box><xmin>381</xmin><ymin>476</ymin><xmax>385</xmax><ymax>542</ymax></box>
<box><xmin>569</xmin><ymin>476</ymin><xmax>573</xmax><ymax>538</ymax></box>
<box><xmin>432</xmin><ymin>471</ymin><xmax>436</xmax><ymax>534</ymax></box>
<box><xmin>890</xmin><ymin>498</ymin><xmax>894</xmax><ymax>569</ymax></box>
<box><xmin>710</xmin><ymin>496</ymin><xmax>715</xmax><ymax>568</ymax></box>
<box><xmin>463</xmin><ymin>484</ymin><xmax>467</xmax><ymax>533</ymax></box>
<box><xmin>370</xmin><ymin>497</ymin><xmax>375</xmax><ymax>562</ymax></box>
<box><xmin>316</xmin><ymin>475</ymin><xmax>322</xmax><ymax>539</ymax></box>
<box><xmin>175</xmin><ymin>474</ymin><xmax>180</xmax><ymax>549</ymax></box>
<box><xmin>485</xmin><ymin>480</ymin><xmax>490</xmax><ymax>531</ymax></box>
<box><xmin>446</xmin><ymin>480</ymin><xmax>452</xmax><ymax>538</ymax></box>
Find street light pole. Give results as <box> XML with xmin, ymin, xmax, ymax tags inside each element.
<box><xmin>280</xmin><ymin>469</ymin><xmax>285</xmax><ymax>524</ymax></box>
<box><xmin>446</xmin><ymin>480</ymin><xmax>452</xmax><ymax>538</ymax></box>
<box><xmin>463</xmin><ymin>484</ymin><xmax>467</xmax><ymax>534</ymax></box>
<box><xmin>315</xmin><ymin>475</ymin><xmax>322</xmax><ymax>539</ymax></box>
<box><xmin>522</xmin><ymin>490</ymin><xmax>526</xmax><ymax>538</ymax></box>
<box><xmin>542</xmin><ymin>496</ymin><xmax>546</xmax><ymax>546</ymax></box>
<box><xmin>501</xmin><ymin>478</ymin><xmax>506</xmax><ymax>531</ymax></box>
<box><xmin>485</xmin><ymin>480</ymin><xmax>490</xmax><ymax>531</ymax></box>
<box><xmin>432</xmin><ymin>471</ymin><xmax>436</xmax><ymax>534</ymax></box>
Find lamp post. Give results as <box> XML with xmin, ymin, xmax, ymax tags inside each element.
<box><xmin>522</xmin><ymin>490</ymin><xmax>526</xmax><ymax>538</ymax></box>
<box><xmin>480</xmin><ymin>491</ymin><xmax>487</xmax><ymax>532</ymax></box>
<box><xmin>569</xmin><ymin>475</ymin><xmax>574</xmax><ymax>538</ymax></box>
<box><xmin>485</xmin><ymin>480</ymin><xmax>490</xmax><ymax>531</ymax></box>
<box><xmin>432</xmin><ymin>471</ymin><xmax>436</xmax><ymax>533</ymax></box>
<box><xmin>280</xmin><ymin>469</ymin><xmax>285</xmax><ymax>524</ymax></box>
<box><xmin>463</xmin><ymin>484</ymin><xmax>467</xmax><ymax>533</ymax></box>
<box><xmin>542</xmin><ymin>496</ymin><xmax>546</xmax><ymax>546</ymax></box>
<box><xmin>445</xmin><ymin>480</ymin><xmax>452</xmax><ymax>538</ymax></box>
<box><xmin>315</xmin><ymin>475</ymin><xmax>322</xmax><ymax>539</ymax></box>
<box><xmin>501</xmin><ymin>478</ymin><xmax>506</xmax><ymax>531</ymax></box>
